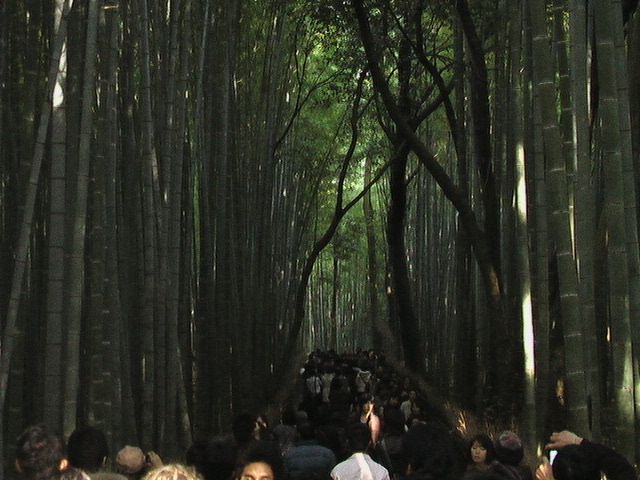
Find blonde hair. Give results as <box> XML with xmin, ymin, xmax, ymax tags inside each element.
<box><xmin>142</xmin><ymin>464</ymin><xmax>203</xmax><ymax>480</ymax></box>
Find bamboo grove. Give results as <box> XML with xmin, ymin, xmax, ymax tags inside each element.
<box><xmin>1</xmin><ymin>0</ymin><xmax>640</xmax><ymax>474</ymax></box>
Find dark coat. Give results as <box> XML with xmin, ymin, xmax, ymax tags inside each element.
<box><xmin>283</xmin><ymin>440</ymin><xmax>337</xmax><ymax>480</ymax></box>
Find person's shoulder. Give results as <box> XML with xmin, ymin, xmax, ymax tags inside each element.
<box><xmin>285</xmin><ymin>442</ymin><xmax>324</xmax><ymax>456</ymax></box>
<box><xmin>306</xmin><ymin>442</ymin><xmax>335</xmax><ymax>454</ymax></box>
<box><xmin>330</xmin><ymin>459</ymin><xmax>347</xmax><ymax>477</ymax></box>
<box><xmin>332</xmin><ymin>455</ymin><xmax>355</xmax><ymax>468</ymax></box>
<box><xmin>317</xmin><ymin>444</ymin><xmax>337</xmax><ymax>460</ymax></box>
<box><xmin>368</xmin><ymin>458</ymin><xmax>390</xmax><ymax>480</ymax></box>
<box><xmin>366</xmin><ymin>454</ymin><xmax>389</xmax><ymax>470</ymax></box>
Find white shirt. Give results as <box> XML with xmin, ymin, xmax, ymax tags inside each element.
<box><xmin>306</xmin><ymin>375</ymin><xmax>322</xmax><ymax>394</ymax></box>
<box><xmin>330</xmin><ymin>452</ymin><xmax>390</xmax><ymax>480</ymax></box>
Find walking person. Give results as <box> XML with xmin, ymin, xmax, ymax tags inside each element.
<box><xmin>330</xmin><ymin>423</ymin><xmax>390</xmax><ymax>480</ymax></box>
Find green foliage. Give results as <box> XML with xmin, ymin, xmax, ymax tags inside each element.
<box><xmin>333</xmin><ymin>214</ymin><xmax>367</xmax><ymax>261</ymax></box>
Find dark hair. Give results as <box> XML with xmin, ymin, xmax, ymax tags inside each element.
<box><xmin>16</xmin><ymin>425</ymin><xmax>67</xmax><ymax>480</ymax></box>
<box><xmin>232</xmin><ymin>413</ymin><xmax>258</xmax><ymax>445</ymax></box>
<box><xmin>233</xmin><ymin>440</ymin><xmax>284</xmax><ymax>480</ymax></box>
<box><xmin>468</xmin><ymin>433</ymin><xmax>496</xmax><ymax>464</ymax></box>
<box><xmin>383</xmin><ymin>408</ymin><xmax>406</xmax><ymax>437</ymax></box>
<box><xmin>186</xmin><ymin>437</ymin><xmax>235</xmax><ymax>480</ymax></box>
<box><xmin>552</xmin><ymin>445</ymin><xmax>600</xmax><ymax>480</ymax></box>
<box><xmin>402</xmin><ymin>421</ymin><xmax>460</xmax><ymax>480</ymax></box>
<box><xmin>281</xmin><ymin>407</ymin><xmax>298</xmax><ymax>426</ymax></box>
<box><xmin>346</xmin><ymin>422</ymin><xmax>371</xmax><ymax>453</ymax></box>
<box><xmin>67</xmin><ymin>426</ymin><xmax>109</xmax><ymax>472</ymax></box>
<box><xmin>297</xmin><ymin>422</ymin><xmax>316</xmax><ymax>441</ymax></box>
<box><xmin>330</xmin><ymin>377</ymin><xmax>343</xmax><ymax>390</ymax></box>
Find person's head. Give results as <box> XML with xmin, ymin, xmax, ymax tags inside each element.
<box><xmin>330</xmin><ymin>377</ymin><xmax>343</xmax><ymax>392</ymax></box>
<box><xmin>185</xmin><ymin>439</ymin><xmax>208</xmax><ymax>472</ymax></box>
<box><xmin>15</xmin><ymin>424</ymin><xmax>68</xmax><ymax>480</ymax></box>
<box><xmin>297</xmin><ymin>422</ymin><xmax>316</xmax><ymax>441</ymax></box>
<box><xmin>346</xmin><ymin>422</ymin><xmax>371</xmax><ymax>453</ymax></box>
<box><xmin>294</xmin><ymin>410</ymin><xmax>308</xmax><ymax>427</ymax></box>
<box><xmin>383</xmin><ymin>408</ymin><xmax>406</xmax><ymax>437</ymax></box>
<box><xmin>186</xmin><ymin>435</ymin><xmax>235</xmax><ymax>480</ymax></box>
<box><xmin>468</xmin><ymin>434</ymin><xmax>495</xmax><ymax>466</ymax></box>
<box><xmin>358</xmin><ymin>359</ymin><xmax>372</xmax><ymax>372</ymax></box>
<box><xmin>406</xmin><ymin>410</ymin><xmax>428</xmax><ymax>430</ymax></box>
<box><xmin>61</xmin><ymin>469</ymin><xmax>92</xmax><ymax>480</ymax></box>
<box><xmin>387</xmin><ymin>394</ymin><xmax>400</xmax><ymax>408</ymax></box>
<box><xmin>360</xmin><ymin>398</ymin><xmax>375</xmax><ymax>415</ymax></box>
<box><xmin>142</xmin><ymin>463</ymin><xmax>202</xmax><ymax>480</ymax></box>
<box><xmin>233</xmin><ymin>441</ymin><xmax>283</xmax><ymax>480</ymax></box>
<box><xmin>280</xmin><ymin>407</ymin><xmax>297</xmax><ymax>426</ymax></box>
<box><xmin>67</xmin><ymin>426</ymin><xmax>109</xmax><ymax>472</ymax></box>
<box><xmin>552</xmin><ymin>445</ymin><xmax>600</xmax><ymax>480</ymax></box>
<box><xmin>116</xmin><ymin>446</ymin><xmax>146</xmax><ymax>475</ymax></box>
<box><xmin>493</xmin><ymin>431</ymin><xmax>524</xmax><ymax>466</ymax></box>
<box><xmin>232</xmin><ymin>413</ymin><xmax>259</xmax><ymax>445</ymax></box>
<box><xmin>314</xmin><ymin>405</ymin><xmax>332</xmax><ymax>426</ymax></box>
<box><xmin>401</xmin><ymin>421</ymin><xmax>460</xmax><ymax>479</ymax></box>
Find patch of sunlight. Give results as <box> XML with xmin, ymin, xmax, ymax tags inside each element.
<box><xmin>620</xmin><ymin>352</ymin><xmax>635</xmax><ymax>418</ymax></box>
<box><xmin>53</xmin><ymin>54</ymin><xmax>68</xmax><ymax>109</ymax></box>
<box><xmin>454</xmin><ymin>407</ymin><xmax>467</xmax><ymax>436</ymax></box>
<box><xmin>516</xmin><ymin>142</ymin><xmax>527</xmax><ymax>221</ymax></box>
<box><xmin>53</xmin><ymin>80</ymin><xmax>65</xmax><ymax>108</ymax></box>
<box><xmin>522</xmin><ymin>291</ymin><xmax>535</xmax><ymax>375</ymax></box>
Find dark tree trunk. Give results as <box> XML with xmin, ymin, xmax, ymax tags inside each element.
<box><xmin>351</xmin><ymin>0</ymin><xmax>515</xmax><ymax>415</ymax></box>
<box><xmin>386</xmin><ymin>142</ymin><xmax>427</xmax><ymax>378</ymax></box>
<box><xmin>454</xmin><ymin>0</ymin><xmax>501</xmax><ymax>275</ymax></box>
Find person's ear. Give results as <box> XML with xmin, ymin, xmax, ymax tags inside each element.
<box><xmin>15</xmin><ymin>459</ymin><xmax>24</xmax><ymax>473</ymax></box>
<box><xmin>58</xmin><ymin>458</ymin><xmax>69</xmax><ymax>471</ymax></box>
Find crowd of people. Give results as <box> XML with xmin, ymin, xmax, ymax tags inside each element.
<box><xmin>13</xmin><ymin>349</ymin><xmax>639</xmax><ymax>480</ymax></box>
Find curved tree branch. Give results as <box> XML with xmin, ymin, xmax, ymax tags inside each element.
<box><xmin>351</xmin><ymin>0</ymin><xmax>504</xmax><ymax>340</ymax></box>
<box><xmin>270</xmin><ymin>68</ymin><xmax>393</xmax><ymax>403</ymax></box>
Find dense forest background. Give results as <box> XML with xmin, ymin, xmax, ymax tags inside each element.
<box><xmin>1</xmin><ymin>0</ymin><xmax>640</xmax><ymax>476</ymax></box>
